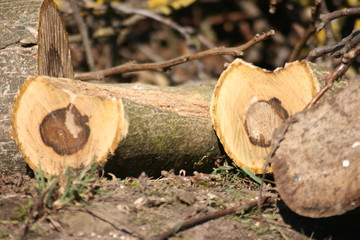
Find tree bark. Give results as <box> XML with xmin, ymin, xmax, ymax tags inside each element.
<box><xmin>270</xmin><ymin>77</ymin><xmax>360</xmax><ymax>218</ymax></box>
<box><xmin>12</xmin><ymin>76</ymin><xmax>223</xmax><ymax>177</ymax></box>
<box><xmin>0</xmin><ymin>0</ymin><xmax>42</xmax><ymax>175</ymax></box>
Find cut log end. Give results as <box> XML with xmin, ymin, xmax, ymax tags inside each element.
<box><xmin>211</xmin><ymin>59</ymin><xmax>320</xmax><ymax>174</ymax></box>
<box><xmin>12</xmin><ymin>76</ymin><xmax>126</xmax><ymax>177</ymax></box>
<box><xmin>271</xmin><ymin>78</ymin><xmax>360</xmax><ymax>218</ymax></box>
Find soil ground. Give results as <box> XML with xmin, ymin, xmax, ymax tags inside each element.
<box><xmin>1</xmin><ymin>167</ymin><xmax>359</xmax><ymax>240</ymax></box>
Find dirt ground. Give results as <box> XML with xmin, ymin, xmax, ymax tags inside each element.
<box><xmin>1</xmin><ymin>166</ymin><xmax>359</xmax><ymax>240</ymax></box>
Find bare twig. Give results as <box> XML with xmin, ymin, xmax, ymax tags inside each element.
<box><xmin>97</xmin><ymin>3</ymin><xmax>225</xmax><ymax>61</ymax></box>
<box><xmin>74</xmin><ymin>30</ymin><xmax>275</xmax><ymax>81</ymax></box>
<box><xmin>111</xmin><ymin>3</ymin><xmax>234</xmax><ymax>69</ymax></box>
<box><xmin>111</xmin><ymin>4</ymin><xmax>195</xmax><ymax>45</ymax></box>
<box><xmin>317</xmin><ymin>7</ymin><xmax>360</xmax><ymax>32</ymax></box>
<box><xmin>147</xmin><ymin>197</ymin><xmax>275</xmax><ymax>240</ymax></box>
<box><xmin>69</xmin><ymin>0</ymin><xmax>95</xmax><ymax>71</ymax></box>
<box><xmin>287</xmin><ymin>0</ymin><xmax>322</xmax><ymax>62</ymax></box>
<box><xmin>305</xmin><ymin>42</ymin><xmax>360</xmax><ymax>109</ymax></box>
<box><xmin>307</xmin><ymin>29</ymin><xmax>360</xmax><ymax>61</ymax></box>
<box><xmin>269</xmin><ymin>0</ymin><xmax>278</xmax><ymax>14</ymax></box>
<box><xmin>320</xmin><ymin>1</ymin><xmax>337</xmax><ymax>45</ymax></box>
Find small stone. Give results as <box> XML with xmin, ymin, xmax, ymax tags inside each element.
<box><xmin>342</xmin><ymin>159</ymin><xmax>350</xmax><ymax>167</ymax></box>
<box><xmin>207</xmin><ymin>193</ymin><xmax>218</xmax><ymax>200</ymax></box>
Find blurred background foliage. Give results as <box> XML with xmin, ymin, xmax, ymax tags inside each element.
<box><xmin>54</xmin><ymin>0</ymin><xmax>359</xmax><ymax>85</ymax></box>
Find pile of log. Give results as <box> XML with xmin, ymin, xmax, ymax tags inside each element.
<box><xmin>2</xmin><ymin>0</ymin><xmax>360</xmax><ymax>219</ymax></box>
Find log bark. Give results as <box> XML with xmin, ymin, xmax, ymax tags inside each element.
<box><xmin>270</xmin><ymin>77</ymin><xmax>360</xmax><ymax>218</ymax></box>
<box><xmin>210</xmin><ymin>59</ymin><xmax>321</xmax><ymax>174</ymax></box>
<box><xmin>12</xmin><ymin>76</ymin><xmax>223</xmax><ymax>177</ymax></box>
<box><xmin>0</xmin><ymin>0</ymin><xmax>42</xmax><ymax>175</ymax></box>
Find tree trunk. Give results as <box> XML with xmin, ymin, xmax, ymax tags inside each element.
<box><xmin>270</xmin><ymin>78</ymin><xmax>359</xmax><ymax>218</ymax></box>
<box><xmin>12</xmin><ymin>76</ymin><xmax>223</xmax><ymax>177</ymax></box>
<box><xmin>210</xmin><ymin>59</ymin><xmax>321</xmax><ymax>174</ymax></box>
<box><xmin>0</xmin><ymin>0</ymin><xmax>42</xmax><ymax>175</ymax></box>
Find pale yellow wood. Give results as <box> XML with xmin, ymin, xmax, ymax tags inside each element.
<box><xmin>211</xmin><ymin>59</ymin><xmax>320</xmax><ymax>174</ymax></box>
<box><xmin>12</xmin><ymin>76</ymin><xmax>125</xmax><ymax>177</ymax></box>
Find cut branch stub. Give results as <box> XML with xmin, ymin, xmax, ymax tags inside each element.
<box><xmin>211</xmin><ymin>59</ymin><xmax>320</xmax><ymax>174</ymax></box>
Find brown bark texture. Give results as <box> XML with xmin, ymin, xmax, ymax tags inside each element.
<box><xmin>270</xmin><ymin>77</ymin><xmax>360</xmax><ymax>218</ymax></box>
<box><xmin>0</xmin><ymin>0</ymin><xmax>42</xmax><ymax>175</ymax></box>
<box><xmin>12</xmin><ymin>76</ymin><xmax>223</xmax><ymax>177</ymax></box>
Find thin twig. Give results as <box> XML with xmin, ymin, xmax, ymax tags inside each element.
<box><xmin>287</xmin><ymin>0</ymin><xmax>322</xmax><ymax>62</ymax></box>
<box><xmin>317</xmin><ymin>7</ymin><xmax>360</xmax><ymax>32</ymax></box>
<box><xmin>320</xmin><ymin>1</ymin><xmax>337</xmax><ymax>45</ymax></box>
<box><xmin>307</xmin><ymin>29</ymin><xmax>360</xmax><ymax>61</ymax></box>
<box><xmin>111</xmin><ymin>4</ymin><xmax>194</xmax><ymax>45</ymax></box>
<box><xmin>269</xmin><ymin>0</ymin><xmax>278</xmax><ymax>14</ymax></box>
<box><xmin>69</xmin><ymin>0</ymin><xmax>95</xmax><ymax>71</ymax></box>
<box><xmin>97</xmin><ymin>3</ymin><xmax>223</xmax><ymax>61</ymax></box>
<box><xmin>148</xmin><ymin>197</ymin><xmax>275</xmax><ymax>240</ymax></box>
<box><xmin>305</xmin><ymin>42</ymin><xmax>360</xmax><ymax>109</ymax></box>
<box><xmin>75</xmin><ymin>30</ymin><xmax>275</xmax><ymax>81</ymax></box>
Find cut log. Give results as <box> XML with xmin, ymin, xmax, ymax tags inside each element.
<box><xmin>0</xmin><ymin>0</ymin><xmax>43</xmax><ymax>175</ymax></box>
<box><xmin>0</xmin><ymin>0</ymin><xmax>72</xmax><ymax>175</ymax></box>
<box><xmin>11</xmin><ymin>76</ymin><xmax>222</xmax><ymax>177</ymax></box>
<box><xmin>270</xmin><ymin>78</ymin><xmax>359</xmax><ymax>218</ymax></box>
<box><xmin>210</xmin><ymin>59</ymin><xmax>320</xmax><ymax>174</ymax></box>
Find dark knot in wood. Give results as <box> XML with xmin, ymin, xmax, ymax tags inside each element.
<box><xmin>40</xmin><ymin>104</ymin><xmax>90</xmax><ymax>155</ymax></box>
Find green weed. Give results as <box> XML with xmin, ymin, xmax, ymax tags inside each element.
<box><xmin>121</xmin><ymin>178</ymin><xmax>140</xmax><ymax>188</ymax></box>
<box><xmin>211</xmin><ymin>160</ymin><xmax>263</xmax><ymax>186</ymax></box>
<box><xmin>13</xmin><ymin>199</ymin><xmax>33</xmax><ymax>222</ymax></box>
<box><xmin>31</xmin><ymin>162</ymin><xmax>107</xmax><ymax>210</ymax></box>
<box><xmin>58</xmin><ymin>162</ymin><xmax>102</xmax><ymax>206</ymax></box>
<box><xmin>0</xmin><ymin>229</ymin><xmax>10</xmax><ymax>238</ymax></box>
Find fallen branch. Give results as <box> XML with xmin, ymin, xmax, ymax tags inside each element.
<box><xmin>69</xmin><ymin>0</ymin><xmax>95</xmax><ymax>71</ymax></box>
<box><xmin>317</xmin><ymin>7</ymin><xmax>360</xmax><ymax>32</ymax></box>
<box><xmin>287</xmin><ymin>0</ymin><xmax>321</xmax><ymax>62</ymax></box>
<box><xmin>148</xmin><ymin>197</ymin><xmax>275</xmax><ymax>240</ymax></box>
<box><xmin>305</xmin><ymin>42</ymin><xmax>360</xmax><ymax>109</ymax></box>
<box><xmin>307</xmin><ymin>29</ymin><xmax>360</xmax><ymax>61</ymax></box>
<box><xmin>74</xmin><ymin>30</ymin><xmax>275</xmax><ymax>81</ymax></box>
<box><xmin>111</xmin><ymin>4</ymin><xmax>194</xmax><ymax>44</ymax></box>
